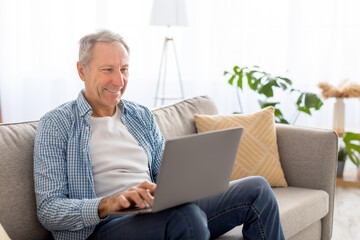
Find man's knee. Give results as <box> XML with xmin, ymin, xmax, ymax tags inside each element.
<box><xmin>232</xmin><ymin>176</ymin><xmax>275</xmax><ymax>202</ymax></box>
<box><xmin>168</xmin><ymin>203</ymin><xmax>210</xmax><ymax>240</ymax></box>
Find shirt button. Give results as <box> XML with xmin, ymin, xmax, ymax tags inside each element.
<box><xmin>85</xmin><ymin>127</ymin><xmax>89</xmax><ymax>130</ymax></box>
<box><xmin>83</xmin><ymin>148</ymin><xmax>86</xmax><ymax>152</ymax></box>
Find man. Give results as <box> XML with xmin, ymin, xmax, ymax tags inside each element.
<box><xmin>34</xmin><ymin>29</ymin><xmax>285</xmax><ymax>240</ymax></box>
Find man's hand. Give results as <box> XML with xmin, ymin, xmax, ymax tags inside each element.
<box><xmin>98</xmin><ymin>181</ymin><xmax>156</xmax><ymax>219</ymax></box>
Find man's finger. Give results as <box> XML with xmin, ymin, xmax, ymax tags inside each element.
<box><xmin>125</xmin><ymin>190</ymin><xmax>147</xmax><ymax>209</ymax></box>
<box><xmin>137</xmin><ymin>188</ymin><xmax>154</xmax><ymax>207</ymax></box>
<box><xmin>118</xmin><ymin>194</ymin><xmax>131</xmax><ymax>209</ymax></box>
<box><xmin>138</xmin><ymin>181</ymin><xmax>157</xmax><ymax>195</ymax></box>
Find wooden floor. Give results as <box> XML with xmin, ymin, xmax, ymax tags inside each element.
<box><xmin>332</xmin><ymin>163</ymin><xmax>360</xmax><ymax>240</ymax></box>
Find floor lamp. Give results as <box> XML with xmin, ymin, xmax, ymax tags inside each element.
<box><xmin>150</xmin><ymin>0</ymin><xmax>188</xmax><ymax>107</ymax></box>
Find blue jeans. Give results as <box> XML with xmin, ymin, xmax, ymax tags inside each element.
<box><xmin>88</xmin><ymin>176</ymin><xmax>285</xmax><ymax>240</ymax></box>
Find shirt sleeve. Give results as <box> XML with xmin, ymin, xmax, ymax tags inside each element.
<box><xmin>34</xmin><ymin>115</ymin><xmax>102</xmax><ymax>231</ymax></box>
<box><xmin>145</xmin><ymin>108</ymin><xmax>165</xmax><ymax>182</ymax></box>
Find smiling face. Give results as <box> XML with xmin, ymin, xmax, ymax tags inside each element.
<box><xmin>77</xmin><ymin>41</ymin><xmax>129</xmax><ymax>117</ymax></box>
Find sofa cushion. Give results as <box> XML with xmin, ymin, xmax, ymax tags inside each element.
<box><xmin>217</xmin><ymin>187</ymin><xmax>329</xmax><ymax>239</ymax></box>
<box><xmin>288</xmin><ymin>220</ymin><xmax>321</xmax><ymax>240</ymax></box>
<box><xmin>152</xmin><ymin>96</ymin><xmax>218</xmax><ymax>139</ymax></box>
<box><xmin>194</xmin><ymin>107</ymin><xmax>287</xmax><ymax>187</ymax></box>
<box><xmin>274</xmin><ymin>187</ymin><xmax>329</xmax><ymax>238</ymax></box>
<box><xmin>0</xmin><ymin>121</ymin><xmax>52</xmax><ymax>240</ymax></box>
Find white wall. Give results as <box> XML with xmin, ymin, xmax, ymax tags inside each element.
<box><xmin>0</xmin><ymin>0</ymin><xmax>359</xmax><ymax>131</ymax></box>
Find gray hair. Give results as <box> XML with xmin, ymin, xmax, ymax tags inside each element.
<box><xmin>79</xmin><ymin>29</ymin><xmax>130</xmax><ymax>70</ymax></box>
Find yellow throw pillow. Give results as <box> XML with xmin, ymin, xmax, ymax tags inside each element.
<box><xmin>194</xmin><ymin>106</ymin><xmax>287</xmax><ymax>187</ymax></box>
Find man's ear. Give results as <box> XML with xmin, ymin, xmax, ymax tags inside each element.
<box><xmin>77</xmin><ymin>61</ymin><xmax>87</xmax><ymax>81</ymax></box>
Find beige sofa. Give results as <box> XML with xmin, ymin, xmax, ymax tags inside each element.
<box><xmin>0</xmin><ymin>96</ymin><xmax>337</xmax><ymax>240</ymax></box>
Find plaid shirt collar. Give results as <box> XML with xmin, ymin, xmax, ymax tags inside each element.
<box><xmin>76</xmin><ymin>89</ymin><xmax>127</xmax><ymax>118</ymax></box>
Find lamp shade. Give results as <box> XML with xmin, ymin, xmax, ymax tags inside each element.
<box><xmin>150</xmin><ymin>0</ymin><xmax>188</xmax><ymax>27</ymax></box>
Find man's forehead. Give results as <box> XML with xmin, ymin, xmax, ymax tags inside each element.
<box><xmin>90</xmin><ymin>42</ymin><xmax>129</xmax><ymax>61</ymax></box>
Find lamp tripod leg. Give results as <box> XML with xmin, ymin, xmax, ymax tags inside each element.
<box><xmin>154</xmin><ymin>36</ymin><xmax>185</xmax><ymax>107</ymax></box>
<box><xmin>171</xmin><ymin>38</ymin><xmax>185</xmax><ymax>99</ymax></box>
<box><xmin>154</xmin><ymin>38</ymin><xmax>168</xmax><ymax>107</ymax></box>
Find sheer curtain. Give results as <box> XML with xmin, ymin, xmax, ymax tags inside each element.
<box><xmin>1</xmin><ymin>0</ymin><xmax>360</xmax><ymax>131</ymax></box>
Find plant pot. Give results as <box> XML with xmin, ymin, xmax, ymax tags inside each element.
<box><xmin>337</xmin><ymin>161</ymin><xmax>345</xmax><ymax>177</ymax></box>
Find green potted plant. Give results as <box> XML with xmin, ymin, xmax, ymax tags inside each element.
<box><xmin>224</xmin><ymin>66</ymin><xmax>323</xmax><ymax>124</ymax></box>
<box><xmin>337</xmin><ymin>146</ymin><xmax>348</xmax><ymax>177</ymax></box>
<box><xmin>336</xmin><ymin>132</ymin><xmax>360</xmax><ymax>178</ymax></box>
<box><xmin>342</xmin><ymin>132</ymin><xmax>360</xmax><ymax>176</ymax></box>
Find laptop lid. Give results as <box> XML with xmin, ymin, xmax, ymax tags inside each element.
<box><xmin>152</xmin><ymin>127</ymin><xmax>243</xmax><ymax>212</ymax></box>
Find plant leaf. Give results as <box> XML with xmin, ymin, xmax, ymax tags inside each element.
<box><xmin>258</xmin><ymin>80</ymin><xmax>279</xmax><ymax>97</ymax></box>
<box><xmin>246</xmin><ymin>72</ymin><xmax>252</xmax><ymax>88</ymax></box>
<box><xmin>233</xmin><ymin>66</ymin><xmax>241</xmax><ymax>74</ymax></box>
<box><xmin>343</xmin><ymin>132</ymin><xmax>360</xmax><ymax>142</ymax></box>
<box><xmin>228</xmin><ymin>75</ymin><xmax>236</xmax><ymax>85</ymax></box>
<box><xmin>276</xmin><ymin>118</ymin><xmax>289</xmax><ymax>124</ymax></box>
<box><xmin>346</xmin><ymin>143</ymin><xmax>360</xmax><ymax>152</ymax></box>
<box><xmin>258</xmin><ymin>100</ymin><xmax>280</xmax><ymax>108</ymax></box>
<box><xmin>296</xmin><ymin>93</ymin><xmax>304</xmax><ymax>106</ymax></box>
<box><xmin>274</xmin><ymin>109</ymin><xmax>289</xmax><ymax>124</ymax></box>
<box><xmin>304</xmin><ymin>93</ymin><xmax>323</xmax><ymax>109</ymax></box>
<box><xmin>237</xmin><ymin>70</ymin><xmax>243</xmax><ymax>89</ymax></box>
<box><xmin>274</xmin><ymin>108</ymin><xmax>283</xmax><ymax>117</ymax></box>
<box><xmin>270</xmin><ymin>79</ymin><xmax>280</xmax><ymax>87</ymax></box>
<box><xmin>252</xmin><ymin>78</ymin><xmax>262</xmax><ymax>90</ymax></box>
<box><xmin>248</xmin><ymin>72</ymin><xmax>260</xmax><ymax>91</ymax></box>
<box><xmin>258</xmin><ymin>83</ymin><xmax>274</xmax><ymax>97</ymax></box>
<box><xmin>346</xmin><ymin>145</ymin><xmax>360</xmax><ymax>167</ymax></box>
<box><xmin>297</xmin><ymin>106</ymin><xmax>311</xmax><ymax>115</ymax></box>
<box><xmin>343</xmin><ymin>131</ymin><xmax>360</xmax><ymax>167</ymax></box>
<box><xmin>348</xmin><ymin>153</ymin><xmax>360</xmax><ymax>167</ymax></box>
<box><xmin>279</xmin><ymin>77</ymin><xmax>292</xmax><ymax>85</ymax></box>
<box><xmin>280</xmin><ymin>82</ymin><xmax>287</xmax><ymax>90</ymax></box>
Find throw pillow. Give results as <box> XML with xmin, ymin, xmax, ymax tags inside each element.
<box><xmin>194</xmin><ymin>106</ymin><xmax>287</xmax><ymax>187</ymax></box>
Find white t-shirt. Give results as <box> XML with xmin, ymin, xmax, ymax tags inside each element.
<box><xmin>88</xmin><ymin>105</ymin><xmax>151</xmax><ymax>197</ymax></box>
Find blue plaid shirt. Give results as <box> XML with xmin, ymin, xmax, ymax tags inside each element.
<box><xmin>34</xmin><ymin>91</ymin><xmax>165</xmax><ymax>240</ymax></box>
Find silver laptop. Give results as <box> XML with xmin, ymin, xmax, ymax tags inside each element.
<box><xmin>111</xmin><ymin>127</ymin><xmax>243</xmax><ymax>215</ymax></box>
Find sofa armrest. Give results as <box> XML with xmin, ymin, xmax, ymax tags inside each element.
<box><xmin>275</xmin><ymin>124</ymin><xmax>337</xmax><ymax>240</ymax></box>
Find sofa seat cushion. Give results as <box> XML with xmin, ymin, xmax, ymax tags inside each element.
<box><xmin>216</xmin><ymin>187</ymin><xmax>329</xmax><ymax>239</ymax></box>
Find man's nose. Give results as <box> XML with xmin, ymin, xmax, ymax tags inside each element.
<box><xmin>113</xmin><ymin>70</ymin><xmax>125</xmax><ymax>87</ymax></box>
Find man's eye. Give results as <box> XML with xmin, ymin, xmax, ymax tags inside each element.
<box><xmin>121</xmin><ymin>68</ymin><xmax>128</xmax><ymax>72</ymax></box>
<box><xmin>103</xmin><ymin>68</ymin><xmax>112</xmax><ymax>72</ymax></box>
